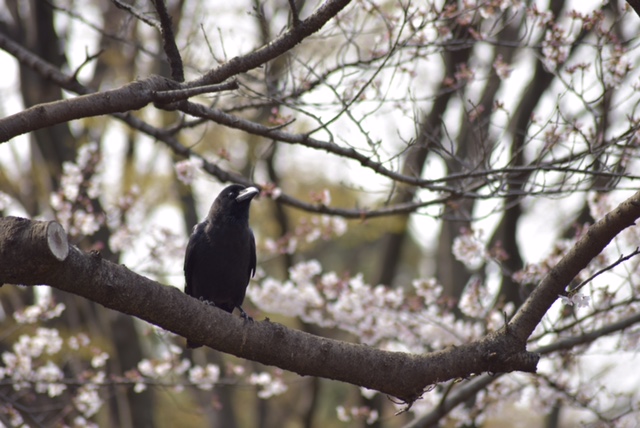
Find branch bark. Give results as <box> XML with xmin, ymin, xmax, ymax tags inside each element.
<box><xmin>0</xmin><ymin>75</ymin><xmax>179</xmax><ymax>142</ymax></box>
<box><xmin>0</xmin><ymin>216</ymin><xmax>535</xmax><ymax>404</ymax></box>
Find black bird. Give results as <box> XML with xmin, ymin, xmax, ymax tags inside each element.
<box><xmin>184</xmin><ymin>184</ymin><xmax>259</xmax><ymax>348</ymax></box>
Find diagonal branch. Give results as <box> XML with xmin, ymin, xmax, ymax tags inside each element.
<box><xmin>403</xmin><ymin>374</ymin><xmax>502</xmax><ymax>428</ymax></box>
<box><xmin>534</xmin><ymin>310</ymin><xmax>640</xmax><ymax>355</ymax></box>
<box><xmin>192</xmin><ymin>0</ymin><xmax>353</xmax><ymax>86</ymax></box>
<box><xmin>508</xmin><ymin>190</ymin><xmax>640</xmax><ymax>342</ymax></box>
<box><xmin>406</xmin><ymin>300</ymin><xmax>640</xmax><ymax>428</ymax></box>
<box><xmin>0</xmin><ymin>30</ymin><xmax>89</xmax><ymax>96</ymax></box>
<box><xmin>0</xmin><ymin>216</ymin><xmax>535</xmax><ymax>404</ymax></box>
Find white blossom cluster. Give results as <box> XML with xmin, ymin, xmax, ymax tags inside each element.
<box><xmin>12</xmin><ymin>299</ymin><xmax>65</xmax><ymax>324</ymax></box>
<box><xmin>452</xmin><ymin>228</ymin><xmax>488</xmax><ymax>269</ymax></box>
<box><xmin>1</xmin><ymin>328</ymin><xmax>65</xmax><ymax>396</ymax></box>
<box><xmin>248</xmin><ymin>260</ymin><xmax>494</xmax><ymax>352</ymax></box>
<box><xmin>249</xmin><ymin>370</ymin><xmax>288</xmax><ymax>399</ymax></box>
<box><xmin>105</xmin><ymin>185</ymin><xmax>142</xmax><ymax>254</ymax></box>
<box><xmin>2</xmin><ymin>299</ymin><xmax>287</xmax><ymax>423</ymax></box>
<box><xmin>174</xmin><ymin>157</ymin><xmax>204</xmax><ymax>185</ymax></box>
<box><xmin>336</xmin><ymin>404</ymin><xmax>379</xmax><ymax>425</ymax></box>
<box><xmin>134</xmin><ymin>345</ymin><xmax>190</xmax><ymax>393</ymax></box>
<box><xmin>187</xmin><ymin>363</ymin><xmax>220</xmax><ymax>391</ymax></box>
<box><xmin>0</xmin><ymin>300</ymin><xmax>107</xmax><ymax>426</ymax></box>
<box><xmin>128</xmin><ymin>342</ymin><xmax>288</xmax><ymax>398</ymax></box>
<box><xmin>141</xmin><ymin>225</ymin><xmax>188</xmax><ymax>278</ymax></box>
<box><xmin>50</xmin><ymin>142</ymin><xmax>103</xmax><ymax>238</ymax></box>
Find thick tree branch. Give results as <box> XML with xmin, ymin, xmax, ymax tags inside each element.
<box><xmin>0</xmin><ymin>216</ymin><xmax>535</xmax><ymax>404</ymax></box>
<box><xmin>0</xmin><ymin>75</ymin><xmax>180</xmax><ymax>142</ymax></box>
<box><xmin>628</xmin><ymin>0</ymin><xmax>640</xmax><ymax>18</ymax></box>
<box><xmin>0</xmin><ymin>195</ymin><xmax>638</xmax><ymax>409</ymax></box>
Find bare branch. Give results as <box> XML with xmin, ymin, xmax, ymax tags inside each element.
<box><xmin>152</xmin><ymin>0</ymin><xmax>184</xmax><ymax>82</ymax></box>
<box><xmin>0</xmin><ymin>31</ymin><xmax>87</xmax><ymax>96</ymax></box>
<box><xmin>192</xmin><ymin>0</ymin><xmax>353</xmax><ymax>86</ymax></box>
<box><xmin>111</xmin><ymin>0</ymin><xmax>161</xmax><ymax>29</ymax></box>
<box><xmin>534</xmin><ymin>311</ymin><xmax>640</xmax><ymax>355</ymax></box>
<box><xmin>403</xmin><ymin>375</ymin><xmax>501</xmax><ymax>428</ymax></box>
<box><xmin>178</xmin><ymin>101</ymin><xmax>457</xmax><ymax>192</ymax></box>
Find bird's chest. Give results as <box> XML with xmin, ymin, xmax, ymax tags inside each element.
<box><xmin>200</xmin><ymin>222</ymin><xmax>251</xmax><ymax>270</ymax></box>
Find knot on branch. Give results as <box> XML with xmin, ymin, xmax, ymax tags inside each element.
<box><xmin>480</xmin><ymin>329</ymin><xmax>539</xmax><ymax>374</ymax></box>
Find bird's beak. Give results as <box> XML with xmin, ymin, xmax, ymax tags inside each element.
<box><xmin>236</xmin><ymin>186</ymin><xmax>259</xmax><ymax>202</ymax></box>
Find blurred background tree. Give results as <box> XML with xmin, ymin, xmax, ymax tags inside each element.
<box><xmin>2</xmin><ymin>0</ymin><xmax>640</xmax><ymax>427</ymax></box>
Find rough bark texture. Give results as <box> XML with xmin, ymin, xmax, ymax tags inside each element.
<box><xmin>0</xmin><ymin>214</ymin><xmax>540</xmax><ymax>403</ymax></box>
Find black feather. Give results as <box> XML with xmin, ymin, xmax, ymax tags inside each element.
<box><xmin>184</xmin><ymin>184</ymin><xmax>259</xmax><ymax>348</ymax></box>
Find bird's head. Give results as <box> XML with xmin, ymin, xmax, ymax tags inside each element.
<box><xmin>208</xmin><ymin>184</ymin><xmax>259</xmax><ymax>221</ymax></box>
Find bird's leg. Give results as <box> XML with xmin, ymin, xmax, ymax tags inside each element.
<box><xmin>237</xmin><ymin>306</ymin><xmax>254</xmax><ymax>322</ymax></box>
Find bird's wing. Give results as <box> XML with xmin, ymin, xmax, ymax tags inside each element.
<box><xmin>249</xmin><ymin>228</ymin><xmax>256</xmax><ymax>278</ymax></box>
<box><xmin>184</xmin><ymin>223</ymin><xmax>204</xmax><ymax>296</ymax></box>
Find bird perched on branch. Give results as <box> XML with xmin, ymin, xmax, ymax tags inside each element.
<box><xmin>184</xmin><ymin>184</ymin><xmax>259</xmax><ymax>348</ymax></box>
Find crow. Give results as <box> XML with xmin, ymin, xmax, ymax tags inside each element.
<box><xmin>184</xmin><ymin>184</ymin><xmax>259</xmax><ymax>348</ymax></box>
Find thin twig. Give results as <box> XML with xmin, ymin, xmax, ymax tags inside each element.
<box><xmin>570</xmin><ymin>247</ymin><xmax>640</xmax><ymax>293</ymax></box>
<box><xmin>72</xmin><ymin>48</ymin><xmax>104</xmax><ymax>81</ymax></box>
<box><xmin>111</xmin><ymin>0</ymin><xmax>161</xmax><ymax>29</ymax></box>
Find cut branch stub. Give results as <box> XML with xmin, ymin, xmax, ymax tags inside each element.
<box><xmin>46</xmin><ymin>221</ymin><xmax>69</xmax><ymax>261</ymax></box>
<box><xmin>0</xmin><ymin>217</ymin><xmax>69</xmax><ymax>284</ymax></box>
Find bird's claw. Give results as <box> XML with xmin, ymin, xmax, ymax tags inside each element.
<box><xmin>238</xmin><ymin>307</ymin><xmax>254</xmax><ymax>322</ymax></box>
